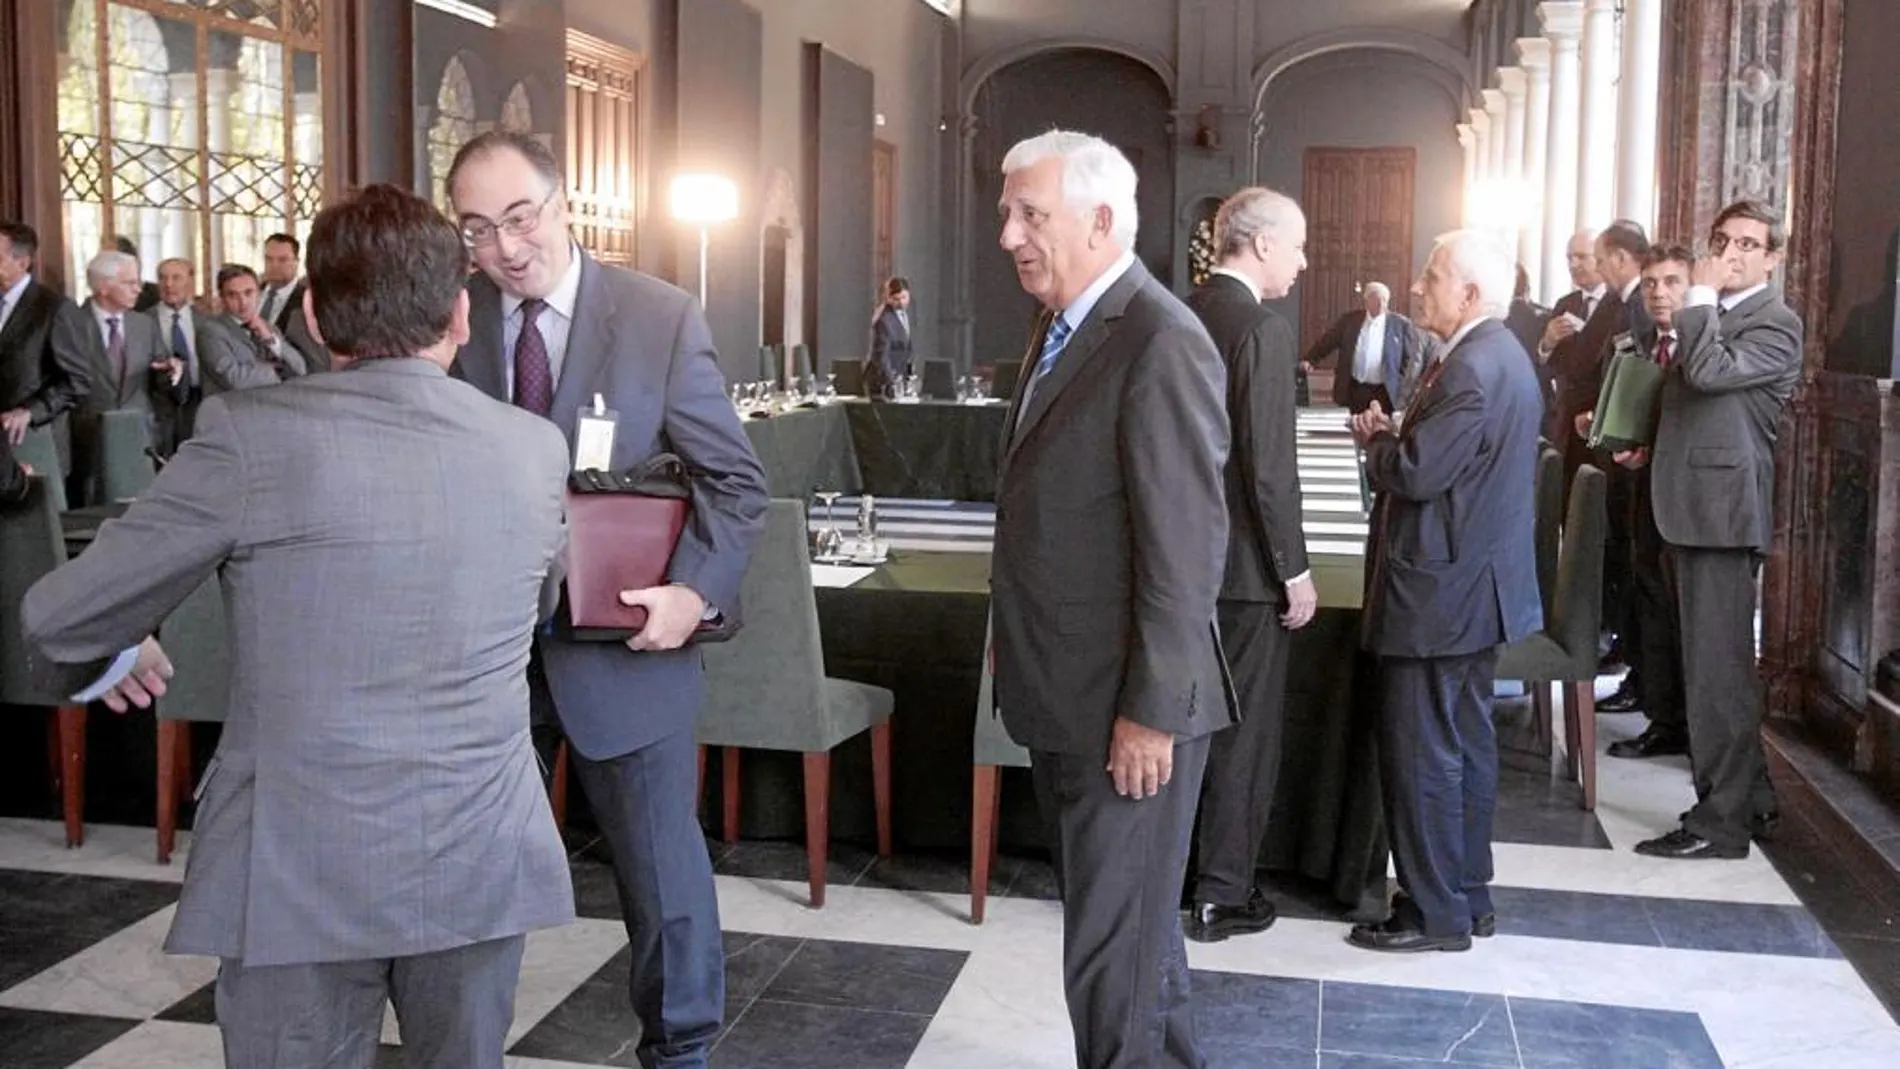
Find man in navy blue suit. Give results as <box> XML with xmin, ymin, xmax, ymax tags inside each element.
<box><xmin>1348</xmin><ymin>230</ymin><xmax>1544</xmax><ymax>953</ymax></box>
<box><xmin>447</xmin><ymin>131</ymin><xmax>768</xmax><ymax>1068</ymax></box>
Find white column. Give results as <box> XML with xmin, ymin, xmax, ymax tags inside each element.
<box><xmin>1540</xmin><ymin>2</ymin><xmax>1584</xmax><ymax>305</ymax></box>
<box><xmin>1516</xmin><ymin>38</ymin><xmax>1552</xmax><ymax>298</ymax></box>
<box><xmin>1468</xmin><ymin>107</ymin><xmax>1493</xmax><ymax>191</ymax></box>
<box><xmin>1616</xmin><ymin>0</ymin><xmax>1664</xmax><ymax>229</ymax></box>
<box><xmin>1457</xmin><ymin>123</ymin><xmax>1479</xmax><ymax>227</ymax></box>
<box><xmin>1575</xmin><ymin>0</ymin><xmax>1619</xmax><ymax>229</ymax></box>
<box><xmin>1481</xmin><ymin>88</ymin><xmax>1508</xmax><ymax>190</ymax></box>
<box><xmin>1497</xmin><ymin>67</ymin><xmax>1529</xmax><ymax>257</ymax></box>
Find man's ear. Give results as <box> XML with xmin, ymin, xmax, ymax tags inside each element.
<box><xmin>446</xmin><ymin>288</ymin><xmax>472</xmax><ymax>348</ymax></box>
<box><xmin>300</xmin><ymin>286</ymin><xmax>324</xmax><ymax>347</ymax></box>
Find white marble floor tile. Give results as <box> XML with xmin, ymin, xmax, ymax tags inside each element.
<box><xmin>0</xmin><ymin>904</ymin><xmax>213</xmax><ymax>1018</ymax></box>
<box><xmin>0</xmin><ymin>818</ymin><xmax>188</xmax><ymax>884</ymax></box>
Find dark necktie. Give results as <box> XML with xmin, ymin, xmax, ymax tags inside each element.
<box><xmin>513</xmin><ymin>298</ymin><xmax>553</xmax><ymax>417</ymax></box>
<box><xmin>1655</xmin><ymin>333</ymin><xmax>1674</xmax><ymax>367</ymax></box>
<box><xmin>261</xmin><ymin>287</ymin><xmax>279</xmax><ymax>325</ymax></box>
<box><xmin>170</xmin><ymin>311</ymin><xmax>193</xmax><ymax>383</ymax></box>
<box><xmin>106</xmin><ymin>315</ymin><xmax>126</xmax><ymax>396</ymax></box>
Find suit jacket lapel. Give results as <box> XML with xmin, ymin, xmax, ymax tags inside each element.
<box><xmin>549</xmin><ymin>252</ymin><xmax>617</xmax><ymax>438</ymax></box>
<box><xmin>459</xmin><ymin>275</ymin><xmax>509</xmax><ymax>400</ymax></box>
<box><xmin>0</xmin><ymin>282</ymin><xmax>42</xmax><ymax>352</ymax></box>
<box><xmin>1005</xmin><ymin>261</ymin><xmax>1147</xmax><ymax>464</ymax></box>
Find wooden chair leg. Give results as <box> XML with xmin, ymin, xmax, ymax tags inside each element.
<box><xmin>870</xmin><ymin>720</ymin><xmax>893</xmax><ymax>858</ymax></box>
<box><xmin>57</xmin><ymin>704</ymin><xmax>86</xmax><ymax>848</ymax></box>
<box><xmin>802</xmin><ymin>751</ymin><xmax>831</xmax><ymax>909</ymax></box>
<box><xmin>156</xmin><ymin>719</ymin><xmax>183</xmax><ymax>865</ymax></box>
<box><xmin>723</xmin><ymin>748</ymin><xmax>742</xmax><ymax>844</ymax></box>
<box><xmin>1571</xmin><ymin>681</ymin><xmax>1597</xmax><ymax>811</ymax></box>
<box><xmin>971</xmin><ymin>764</ymin><xmax>999</xmax><ymax>925</ymax></box>
<box><xmin>550</xmin><ymin>740</ymin><xmax>570</xmax><ymax>833</ymax></box>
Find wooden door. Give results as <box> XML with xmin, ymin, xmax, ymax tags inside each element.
<box><xmin>566</xmin><ymin>31</ymin><xmax>644</xmax><ymax>268</ymax></box>
<box><xmin>1299</xmin><ymin>147</ymin><xmax>1416</xmax><ymax>356</ymax></box>
<box><xmin>872</xmin><ymin>139</ymin><xmax>897</xmax><ymax>287</ymax></box>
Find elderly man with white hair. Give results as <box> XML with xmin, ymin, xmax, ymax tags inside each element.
<box><xmin>69</xmin><ymin>248</ymin><xmax>170</xmax><ymax>502</ymax></box>
<box><xmin>989</xmin><ymin>129</ymin><xmax>1234</xmax><ymax>1068</ymax></box>
<box><xmin>1347</xmin><ymin>230</ymin><xmax>1544</xmax><ymax>953</ymax></box>
<box><xmin>1302</xmin><ymin>278</ymin><xmax>1426</xmax><ymax>413</ymax></box>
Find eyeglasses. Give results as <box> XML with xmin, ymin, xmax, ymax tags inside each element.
<box><xmin>1708</xmin><ymin>232</ymin><xmax>1768</xmax><ymax>255</ymax></box>
<box><xmin>460</xmin><ymin>188</ymin><xmax>557</xmax><ymax>247</ymax></box>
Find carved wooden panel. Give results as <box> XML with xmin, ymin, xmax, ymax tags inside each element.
<box><xmin>1299</xmin><ymin>147</ymin><xmax>1416</xmax><ymax>355</ymax></box>
<box><xmin>872</xmin><ymin>138</ymin><xmax>896</xmax><ymax>288</ymax></box>
<box><xmin>565</xmin><ymin>30</ymin><xmax>642</xmax><ymax>268</ymax></box>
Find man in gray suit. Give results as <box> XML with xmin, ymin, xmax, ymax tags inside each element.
<box><xmin>447</xmin><ymin>131</ymin><xmax>767</xmax><ymax>1069</ymax></box>
<box><xmin>22</xmin><ymin>183</ymin><xmax>574</xmax><ymax>1068</ymax></box>
<box><xmin>992</xmin><ymin>130</ymin><xmax>1235</xmax><ymax>1069</ymax></box>
<box><xmin>1349</xmin><ymin>230</ymin><xmax>1544</xmax><ymax>953</ymax></box>
<box><xmin>214</xmin><ymin>263</ymin><xmax>308</xmax><ymax>381</ymax></box>
<box><xmin>69</xmin><ymin>249</ymin><xmax>166</xmax><ymax>502</ymax></box>
<box><xmin>149</xmin><ymin>257</ymin><xmax>280</xmax><ymax>451</ymax></box>
<box><xmin>1628</xmin><ymin>200</ymin><xmax>1803</xmax><ymax>860</ymax></box>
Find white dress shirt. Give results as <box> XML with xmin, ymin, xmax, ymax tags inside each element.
<box><xmin>0</xmin><ymin>273</ymin><xmax>32</xmax><ymax>336</ymax></box>
<box><xmin>501</xmin><ymin>244</ymin><xmax>584</xmax><ymax>398</ymax></box>
<box><xmin>1210</xmin><ymin>267</ymin><xmax>1261</xmax><ymax>301</ymax></box>
<box><xmin>1353</xmin><ymin>313</ymin><xmax>1388</xmax><ymax>385</ymax></box>
<box><xmin>1685</xmin><ymin>281</ymin><xmax>1768</xmax><ymax>312</ymax></box>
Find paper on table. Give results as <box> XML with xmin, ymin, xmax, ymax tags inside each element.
<box><xmin>811</xmin><ymin>563</ymin><xmax>874</xmax><ymax>588</ymax></box>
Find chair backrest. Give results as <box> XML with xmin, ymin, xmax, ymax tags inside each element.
<box><xmin>992</xmin><ymin>360</ymin><xmax>1023</xmax><ymax>401</ymax></box>
<box><xmin>1533</xmin><ymin>446</ymin><xmax>1563</xmax><ymax>623</ymax></box>
<box><xmin>0</xmin><ymin>477</ymin><xmax>71</xmax><ymax>705</ymax></box>
<box><xmin>1549</xmin><ymin>464</ymin><xmax>1607</xmax><ymax>666</ymax></box>
<box><xmin>98</xmin><ymin>409</ymin><xmax>157</xmax><ymax>503</ymax></box>
<box><xmin>791</xmin><ymin>343</ymin><xmax>814</xmax><ymax>382</ymax></box>
<box><xmin>971</xmin><ymin>617</ymin><xmax>1030</xmax><ymax>767</ymax></box>
<box><xmin>920</xmin><ymin>358</ymin><xmax>956</xmax><ymax>400</ymax></box>
<box><xmin>831</xmin><ymin>359</ymin><xmax>865</xmax><ymax>397</ymax></box>
<box><xmin>697</xmin><ymin>499</ymin><xmax>833</xmax><ymax>751</ymax></box>
<box><xmin>758</xmin><ymin>344</ymin><xmax>782</xmax><ymax>386</ymax></box>
<box><xmin>156</xmin><ymin>577</ymin><xmax>231</xmax><ymax>722</ymax></box>
<box><xmin>12</xmin><ymin>427</ymin><xmax>65</xmax><ymax>513</ymax></box>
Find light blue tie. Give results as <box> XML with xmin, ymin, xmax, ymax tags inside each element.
<box><xmin>1034</xmin><ymin>315</ymin><xmax>1073</xmax><ymax>381</ymax></box>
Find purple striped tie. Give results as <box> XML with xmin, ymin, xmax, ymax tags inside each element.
<box><xmin>513</xmin><ymin>298</ymin><xmax>553</xmax><ymax>417</ymax></box>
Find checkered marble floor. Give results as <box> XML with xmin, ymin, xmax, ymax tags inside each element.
<box><xmin>4</xmin><ymin>700</ymin><xmax>1899</xmax><ymax>1068</ymax></box>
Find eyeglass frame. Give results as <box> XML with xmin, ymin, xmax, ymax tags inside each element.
<box><xmin>1707</xmin><ymin>231</ymin><xmax>1769</xmax><ymax>255</ymax></box>
<box><xmin>459</xmin><ymin>186</ymin><xmax>560</xmax><ymax>248</ymax></box>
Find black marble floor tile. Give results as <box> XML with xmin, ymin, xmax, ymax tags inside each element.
<box><xmin>722</xmin><ymin>931</ymin><xmax>806</xmax><ymax>1007</ymax></box>
<box><xmin>760</xmin><ymin>938</ymin><xmax>966</xmax><ymax>1016</ymax></box>
<box><xmin>1640</xmin><ymin>896</ymin><xmax>1839</xmax><ymax>959</ymax></box>
<box><xmin>713</xmin><ymin>839</ymin><xmax>878</xmax><ymax>889</ymax></box>
<box><xmin>1319</xmin><ymin>982</ymin><xmax>1520</xmax><ymax>1067</ymax></box>
<box><xmin>856</xmin><ymin>849</ymin><xmax>1006</xmax><ymax>897</ymax></box>
<box><xmin>1256</xmin><ymin>872</ymin><xmax>1370</xmax><ymax>924</ymax></box>
<box><xmin>570</xmin><ymin>857</ymin><xmax>625</xmax><ymax>922</ymax></box>
<box><xmin>1192</xmin><ymin>970</ymin><xmax>1320</xmax><ymax>1063</ymax></box>
<box><xmin>1508</xmin><ymin>995</ymin><xmax>1722</xmax><ymax>1068</ymax></box>
<box><xmin>0</xmin><ymin>871</ymin><xmax>179</xmax><ymax>989</ymax></box>
<box><xmin>709</xmin><ymin>999</ymin><xmax>929</xmax><ymax>1069</ymax></box>
<box><xmin>1488</xmin><ymin>886</ymin><xmax>1664</xmax><ymax>948</ymax></box>
<box><xmin>0</xmin><ymin>1006</ymin><xmax>140</xmax><ymax>1068</ymax></box>
<box><xmin>1320</xmin><ymin>1055</ymin><xmax>1486</xmax><ymax>1069</ymax></box>
<box><xmin>1002</xmin><ymin>853</ymin><xmax>1061</xmax><ymax>901</ymax></box>
<box><xmin>1491</xmin><ymin>764</ymin><xmax>1611</xmax><ymax>851</ymax></box>
<box><xmin>155</xmin><ymin>981</ymin><xmax>219</xmax><ymax>1024</ymax></box>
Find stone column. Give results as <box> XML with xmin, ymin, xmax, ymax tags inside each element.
<box><xmin>1497</xmin><ymin>66</ymin><xmax>1529</xmax><ymax>257</ymax></box>
<box><xmin>1575</xmin><ymin>0</ymin><xmax>1619</xmax><ymax>229</ymax></box>
<box><xmin>1482</xmin><ymin>88</ymin><xmax>1508</xmax><ymax>191</ymax></box>
<box><xmin>1468</xmin><ymin>107</ymin><xmax>1493</xmax><ymax>194</ymax></box>
<box><xmin>1615</xmin><ymin>0</ymin><xmax>1663</xmax><ymax>229</ymax></box>
<box><xmin>1456</xmin><ymin>122</ymin><xmax>1478</xmax><ymax>227</ymax></box>
<box><xmin>1539</xmin><ymin>2</ymin><xmax>1584</xmax><ymax>304</ymax></box>
<box><xmin>1516</xmin><ymin>37</ymin><xmax>1552</xmax><ymax>298</ymax></box>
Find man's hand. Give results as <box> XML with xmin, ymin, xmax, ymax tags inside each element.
<box><xmin>1541</xmin><ymin>314</ymin><xmax>1580</xmax><ymax>351</ymax></box>
<box><xmin>102</xmin><ymin>637</ymin><xmax>173</xmax><ymax>713</ymax></box>
<box><xmin>1574</xmin><ymin>410</ymin><xmax>1594</xmax><ymax>441</ymax></box>
<box><xmin>2</xmin><ymin>408</ymin><xmax>29</xmax><ymax>445</ymax></box>
<box><xmin>1106</xmin><ymin>716</ymin><xmax>1174</xmax><ymax>800</ymax></box>
<box><xmin>18</xmin><ymin>462</ymin><xmax>32</xmax><ymax>476</ymax></box>
<box><xmin>1281</xmin><ymin>576</ymin><xmax>1318</xmax><ymax>631</ymax></box>
<box><xmin>1691</xmin><ymin>254</ymin><xmax>1731</xmax><ymax>291</ymax></box>
<box><xmin>152</xmin><ymin>356</ymin><xmax>185</xmax><ymax>386</ymax></box>
<box><xmin>1299</xmin><ymin>361</ymin><xmax>1315</xmax><ymax>376</ymax></box>
<box><xmin>1350</xmin><ymin>400</ymin><xmax>1393</xmax><ymax>445</ymax></box>
<box><xmin>621</xmin><ymin>584</ymin><xmax>707</xmax><ymax>652</ymax></box>
<box><xmin>1613</xmin><ymin>446</ymin><xmax>1650</xmax><ymax>470</ymax></box>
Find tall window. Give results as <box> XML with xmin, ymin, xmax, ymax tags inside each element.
<box><xmin>426</xmin><ymin>56</ymin><xmax>476</xmax><ymax>214</ymax></box>
<box><xmin>55</xmin><ymin>0</ymin><xmax>324</xmax><ymax>289</ymax></box>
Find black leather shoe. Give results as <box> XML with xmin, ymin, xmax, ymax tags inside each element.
<box><xmin>1472</xmin><ymin>912</ymin><xmax>1497</xmax><ymax>938</ymax></box>
<box><xmin>1608</xmin><ymin>726</ymin><xmax>1689</xmax><ymax>759</ymax></box>
<box><xmin>1348</xmin><ymin>919</ymin><xmax>1471</xmax><ymax>953</ymax></box>
<box><xmin>1634</xmin><ymin>828</ymin><xmax>1748</xmax><ymax>860</ymax></box>
<box><xmin>1597</xmin><ymin>683</ymin><xmax>1642</xmax><ymax>713</ymax></box>
<box><xmin>1187</xmin><ymin>889</ymin><xmax>1277</xmax><ymax>943</ymax></box>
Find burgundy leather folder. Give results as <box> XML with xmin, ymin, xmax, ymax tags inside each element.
<box><xmin>562</xmin><ymin>488</ymin><xmax>690</xmax><ymax>640</ymax></box>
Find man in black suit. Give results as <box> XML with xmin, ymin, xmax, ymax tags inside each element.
<box><xmin>864</xmin><ymin>276</ymin><xmax>912</xmax><ymax>398</ymax></box>
<box><xmin>0</xmin><ymin>223</ymin><xmax>89</xmax><ymax>470</ymax></box>
<box><xmin>1181</xmin><ymin>186</ymin><xmax>1316</xmax><ymax>944</ymax></box>
<box><xmin>0</xmin><ymin>432</ymin><xmax>29</xmax><ymax>504</ymax></box>
<box><xmin>993</xmin><ymin>130</ymin><xmax>1234</xmax><ymax>1068</ymax></box>
<box><xmin>1628</xmin><ymin>201</ymin><xmax>1803</xmax><ymax>860</ymax></box>
<box><xmin>1349</xmin><ymin>230</ymin><xmax>1544</xmax><ymax>953</ymax></box>
<box><xmin>1505</xmin><ymin>264</ymin><xmax>1549</xmax><ymax>375</ymax></box>
<box><xmin>1535</xmin><ymin>229</ymin><xmax>1604</xmax><ymax>446</ymax></box>
<box><xmin>1302</xmin><ymin>281</ymin><xmax>1424</xmax><ymax>414</ymax></box>
<box><xmin>261</xmin><ymin>233</ymin><xmax>331</xmax><ymax>373</ymax></box>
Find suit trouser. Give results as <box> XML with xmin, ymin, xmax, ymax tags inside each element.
<box><xmin>1193</xmin><ymin>599</ymin><xmax>1291</xmax><ymax>907</ymax></box>
<box><xmin>1376</xmin><ymin>648</ymin><xmax>1501</xmax><ymax>936</ymax></box>
<box><xmin>1602</xmin><ymin>462</ymin><xmax>1638</xmax><ymax>653</ymax></box>
<box><xmin>570</xmin><ymin>727</ymin><xmax>725</xmax><ymax>1069</ymax></box>
<box><xmin>1032</xmin><ymin>735</ymin><xmax>1210</xmax><ymax>1069</ymax></box>
<box><xmin>1630</xmin><ymin>471</ymin><xmax>1685</xmax><ymax>731</ymax></box>
<box><xmin>1344</xmin><ymin>380</ymin><xmax>1393</xmax><ymax>416</ymax></box>
<box><xmin>214</xmin><ymin>934</ymin><xmax>525</xmax><ymax>1069</ymax></box>
<box><xmin>1668</xmin><ymin>546</ymin><xmax>1778</xmax><ymax>850</ymax></box>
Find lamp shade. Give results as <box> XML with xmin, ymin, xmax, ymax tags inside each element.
<box><xmin>669</xmin><ymin>174</ymin><xmax>739</xmax><ymax>225</ymax></box>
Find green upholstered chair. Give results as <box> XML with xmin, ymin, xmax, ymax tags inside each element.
<box><xmin>1497</xmin><ymin>464</ymin><xmax>1607</xmax><ymax>809</ymax></box>
<box><xmin>920</xmin><ymin>359</ymin><xmax>956</xmax><ymax>401</ymax></box>
<box><xmin>96</xmin><ymin>409</ymin><xmax>157</xmax><ymax>504</ymax></box>
<box><xmin>12</xmin><ymin>427</ymin><xmax>66</xmax><ymax>513</ymax></box>
<box><xmin>695</xmin><ymin>498</ymin><xmax>895</xmax><ymax>907</ymax></box>
<box><xmin>831</xmin><ymin>359</ymin><xmax>865</xmax><ymax>397</ymax></box>
<box><xmin>1533</xmin><ymin>446</ymin><xmax>1564</xmax><ymax>626</ymax></box>
<box><xmin>970</xmin><ymin>618</ymin><xmax>1030</xmax><ymax>924</ymax></box>
<box><xmin>790</xmin><ymin>343</ymin><xmax>814</xmax><ymax>383</ymax></box>
<box><xmin>758</xmin><ymin>344</ymin><xmax>783</xmax><ymax>386</ymax></box>
<box><xmin>0</xmin><ymin>476</ymin><xmax>85</xmax><ymax>846</ymax></box>
<box><xmin>152</xmin><ymin>577</ymin><xmax>230</xmax><ymax>864</ymax></box>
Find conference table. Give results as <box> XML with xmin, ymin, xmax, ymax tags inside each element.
<box><xmin>739</xmin><ymin>398</ymin><xmax>1010</xmax><ymax>502</ymax></box>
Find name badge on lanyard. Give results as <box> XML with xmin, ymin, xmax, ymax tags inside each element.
<box><xmin>575</xmin><ymin>393</ymin><xmax>617</xmax><ymax>472</ymax></box>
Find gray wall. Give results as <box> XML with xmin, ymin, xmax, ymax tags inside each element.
<box><xmin>1253</xmin><ymin>50</ymin><xmax>1464</xmax><ymax>341</ymax></box>
<box><xmin>802</xmin><ymin>45</ymin><xmax>875</xmax><ymax>372</ymax></box>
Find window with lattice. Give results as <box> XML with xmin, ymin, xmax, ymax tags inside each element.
<box><xmin>428</xmin><ymin>57</ymin><xmax>478</xmax><ymax>214</ymax></box>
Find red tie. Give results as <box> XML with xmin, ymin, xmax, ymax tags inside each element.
<box><xmin>1655</xmin><ymin>334</ymin><xmax>1673</xmax><ymax>367</ymax></box>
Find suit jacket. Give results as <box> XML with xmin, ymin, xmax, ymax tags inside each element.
<box><xmin>1362</xmin><ymin>319</ymin><xmax>1544</xmax><ymax>658</ymax></box>
<box><xmin>1185</xmin><ymin>274</ymin><xmax>1309</xmax><ymax>603</ymax></box>
<box><xmin>268</xmin><ymin>279</ymin><xmax>333</xmax><ymax>373</ymax></box>
<box><xmin>992</xmin><ymin>260</ymin><xmax>1237</xmax><ymax>757</ymax></box>
<box><xmin>1650</xmin><ymin>290</ymin><xmax>1804</xmax><ymax>552</ymax></box>
<box><xmin>0</xmin><ymin>279</ymin><xmax>90</xmax><ymax>430</ymax></box>
<box><xmin>453</xmin><ymin>253</ymin><xmax>770</xmax><ymax>760</ymax></box>
<box><xmin>23</xmin><ymin>359</ymin><xmax>574</xmax><ymax>966</ymax></box>
<box><xmin>148</xmin><ymin>304</ymin><xmax>273</xmax><ymax>450</ymax></box>
<box><xmin>1552</xmin><ymin>285</ymin><xmax>1651</xmax><ymax>436</ymax></box>
<box><xmin>867</xmin><ymin>305</ymin><xmax>912</xmax><ymax>391</ymax></box>
<box><xmin>0</xmin><ymin>432</ymin><xmax>26</xmax><ymax>504</ymax></box>
<box><xmin>1305</xmin><ymin>308</ymin><xmax>1422</xmax><ymax>406</ymax></box>
<box><xmin>72</xmin><ymin>300</ymin><xmax>164</xmax><ymax>416</ymax></box>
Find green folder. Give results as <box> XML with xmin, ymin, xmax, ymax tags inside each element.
<box><xmin>1587</xmin><ymin>342</ymin><xmax>1666</xmax><ymax>452</ymax></box>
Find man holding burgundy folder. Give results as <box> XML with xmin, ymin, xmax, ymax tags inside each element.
<box><xmin>448</xmin><ymin>131</ymin><xmax>768</xmax><ymax>1068</ymax></box>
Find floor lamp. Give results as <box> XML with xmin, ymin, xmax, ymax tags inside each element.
<box><xmin>668</xmin><ymin>173</ymin><xmax>739</xmax><ymax>308</ymax></box>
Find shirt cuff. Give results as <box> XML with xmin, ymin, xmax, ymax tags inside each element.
<box><xmin>1684</xmin><ymin>285</ymin><xmax>1720</xmax><ymax>309</ymax></box>
<box><xmin>1284</xmin><ymin>571</ymin><xmax>1312</xmax><ymax>587</ymax></box>
<box><xmin>71</xmin><ymin>645</ymin><xmax>141</xmax><ymax>704</ymax></box>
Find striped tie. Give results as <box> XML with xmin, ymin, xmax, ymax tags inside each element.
<box><xmin>1034</xmin><ymin>315</ymin><xmax>1073</xmax><ymax>382</ymax></box>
